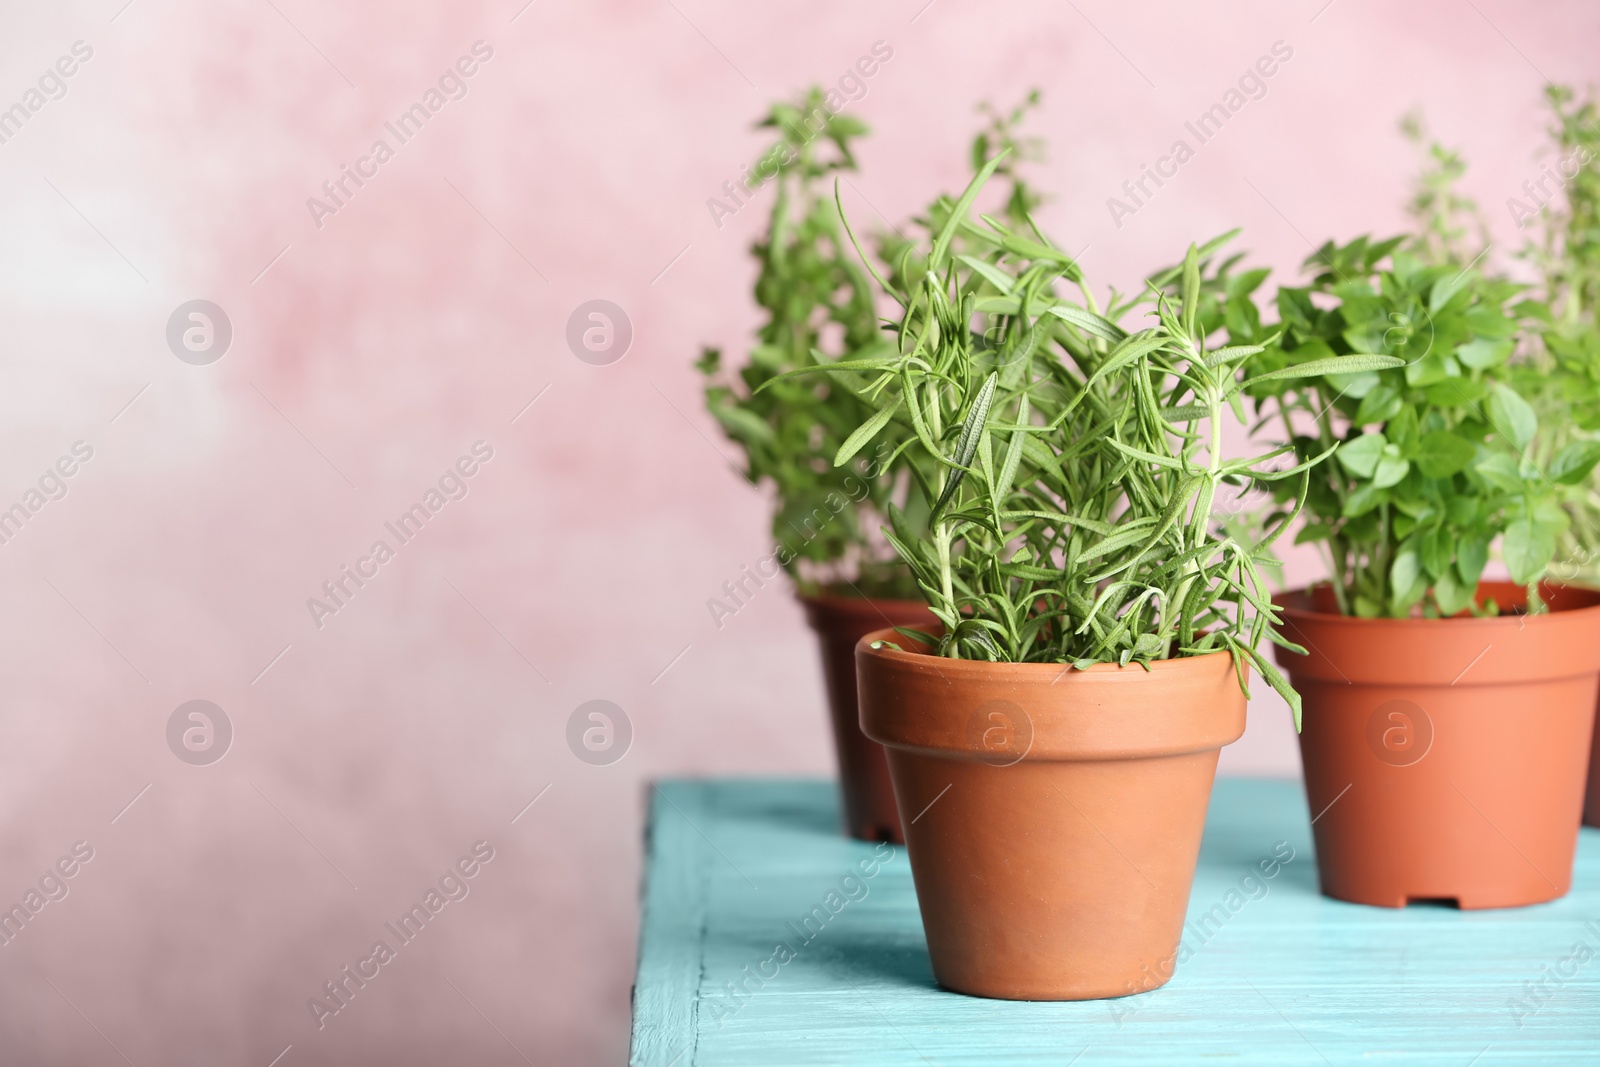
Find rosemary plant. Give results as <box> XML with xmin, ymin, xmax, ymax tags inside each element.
<box><xmin>699</xmin><ymin>90</ymin><xmax>1051</xmax><ymax>599</ymax></box>
<box><xmin>772</xmin><ymin>153</ymin><xmax>1399</xmax><ymax>723</ymax></box>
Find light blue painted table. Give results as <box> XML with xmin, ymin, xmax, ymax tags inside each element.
<box><xmin>630</xmin><ymin>778</ymin><xmax>1600</xmax><ymax>1066</ymax></box>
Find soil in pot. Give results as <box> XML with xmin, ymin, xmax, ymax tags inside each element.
<box><xmin>1277</xmin><ymin>581</ymin><xmax>1600</xmax><ymax>909</ymax></box>
<box><xmin>856</xmin><ymin>629</ymin><xmax>1246</xmax><ymax>1000</ymax></box>
<box><xmin>798</xmin><ymin>593</ymin><xmax>936</xmax><ymax>843</ymax></box>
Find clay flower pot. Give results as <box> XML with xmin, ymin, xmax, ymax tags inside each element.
<box><xmin>856</xmin><ymin>629</ymin><xmax>1246</xmax><ymax>1000</ymax></box>
<box><xmin>1276</xmin><ymin>581</ymin><xmax>1600</xmax><ymax>909</ymax></box>
<box><xmin>1587</xmin><ymin>727</ymin><xmax>1600</xmax><ymax>828</ymax></box>
<box><xmin>798</xmin><ymin>594</ymin><xmax>936</xmax><ymax>843</ymax></box>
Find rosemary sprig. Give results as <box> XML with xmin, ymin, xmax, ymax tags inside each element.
<box><xmin>786</xmin><ymin>153</ymin><xmax>1399</xmax><ymax>726</ymax></box>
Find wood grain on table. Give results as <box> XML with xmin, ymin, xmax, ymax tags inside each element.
<box><xmin>631</xmin><ymin>778</ymin><xmax>1600</xmax><ymax>1066</ymax></box>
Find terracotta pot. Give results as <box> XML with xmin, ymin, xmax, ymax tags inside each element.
<box><xmin>1276</xmin><ymin>581</ymin><xmax>1600</xmax><ymax>909</ymax></box>
<box><xmin>1587</xmin><ymin>716</ymin><xmax>1600</xmax><ymax>828</ymax></box>
<box><xmin>798</xmin><ymin>593</ymin><xmax>936</xmax><ymax>843</ymax></box>
<box><xmin>856</xmin><ymin>630</ymin><xmax>1246</xmax><ymax>1000</ymax></box>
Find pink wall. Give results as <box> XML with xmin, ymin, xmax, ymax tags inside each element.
<box><xmin>0</xmin><ymin>1</ymin><xmax>1594</xmax><ymax>1063</ymax></box>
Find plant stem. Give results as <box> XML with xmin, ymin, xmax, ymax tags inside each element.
<box><xmin>1167</xmin><ymin>363</ymin><xmax>1224</xmax><ymax>641</ymax></box>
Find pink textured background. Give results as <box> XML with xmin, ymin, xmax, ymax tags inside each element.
<box><xmin>0</xmin><ymin>1</ymin><xmax>1594</xmax><ymax>1063</ymax></box>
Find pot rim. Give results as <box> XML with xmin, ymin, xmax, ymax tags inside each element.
<box><xmin>1276</xmin><ymin>580</ymin><xmax>1600</xmax><ymax>629</ymax></box>
<box><xmin>854</xmin><ymin>628</ymin><xmax>1239</xmax><ymax>679</ymax></box>
<box><xmin>855</xmin><ymin>627</ymin><xmax>1247</xmax><ymax>760</ymax></box>
<box><xmin>795</xmin><ymin>589</ymin><xmax>933</xmax><ymax>613</ymax></box>
<box><xmin>1273</xmin><ymin>581</ymin><xmax>1600</xmax><ymax>685</ymax></box>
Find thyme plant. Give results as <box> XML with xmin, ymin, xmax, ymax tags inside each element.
<box><xmin>775</xmin><ymin>154</ymin><xmax>1398</xmax><ymax>722</ymax></box>
<box><xmin>697</xmin><ymin>89</ymin><xmax>918</xmax><ymax>597</ymax></box>
<box><xmin>1520</xmin><ymin>86</ymin><xmax>1600</xmax><ymax>578</ymax></box>
<box><xmin>1530</xmin><ymin>85</ymin><xmax>1600</xmax><ymax>324</ymax></box>
<box><xmin>1399</xmin><ymin>110</ymin><xmax>1490</xmax><ymax>269</ymax></box>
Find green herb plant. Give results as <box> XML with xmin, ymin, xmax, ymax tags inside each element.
<box><xmin>1243</xmin><ymin>237</ymin><xmax>1600</xmax><ymax>617</ymax></box>
<box><xmin>697</xmin><ymin>88</ymin><xmax>919</xmax><ymax>598</ymax></box>
<box><xmin>876</xmin><ymin>91</ymin><xmax>1049</xmax><ymax>331</ymax></box>
<box><xmin>1519</xmin><ymin>86</ymin><xmax>1600</xmax><ymax>580</ymax></box>
<box><xmin>1529</xmin><ymin>85</ymin><xmax>1600</xmax><ymax>325</ymax></box>
<box><xmin>772</xmin><ymin>152</ymin><xmax>1399</xmax><ymax>724</ymax></box>
<box><xmin>1395</xmin><ymin>92</ymin><xmax>1600</xmax><ymax>591</ymax></box>
<box><xmin>698</xmin><ymin>90</ymin><xmax>1052</xmax><ymax>600</ymax></box>
<box><xmin>1399</xmin><ymin>110</ymin><xmax>1490</xmax><ymax>269</ymax></box>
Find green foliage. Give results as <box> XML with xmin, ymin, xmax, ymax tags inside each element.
<box><xmin>1399</xmin><ymin>110</ymin><xmax>1489</xmax><ymax>269</ymax></box>
<box><xmin>1532</xmin><ymin>85</ymin><xmax>1600</xmax><ymax>326</ymax></box>
<box><xmin>1399</xmin><ymin>89</ymin><xmax>1600</xmax><ymax>586</ymax></box>
<box><xmin>876</xmin><ymin>92</ymin><xmax>1049</xmax><ymax>307</ymax></box>
<box><xmin>1519</xmin><ymin>85</ymin><xmax>1600</xmax><ymax>578</ymax></box>
<box><xmin>698</xmin><ymin>89</ymin><xmax>1050</xmax><ymax>599</ymax></box>
<box><xmin>1243</xmin><ymin>238</ymin><xmax>1594</xmax><ymax>617</ymax></box>
<box><xmin>697</xmin><ymin>89</ymin><xmax>918</xmax><ymax>597</ymax></box>
<box><xmin>970</xmin><ymin>90</ymin><xmax>1047</xmax><ymax>228</ymax></box>
<box><xmin>785</xmin><ymin>154</ymin><xmax>1395</xmax><ymax>725</ymax></box>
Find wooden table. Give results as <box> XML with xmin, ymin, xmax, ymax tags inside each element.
<box><xmin>630</xmin><ymin>778</ymin><xmax>1600</xmax><ymax>1065</ymax></box>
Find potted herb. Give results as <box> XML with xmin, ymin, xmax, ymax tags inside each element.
<box><xmin>807</xmin><ymin>153</ymin><xmax>1389</xmax><ymax>999</ymax></box>
<box><xmin>1513</xmin><ymin>86</ymin><xmax>1600</xmax><ymax>827</ymax></box>
<box><xmin>1247</xmin><ymin>235</ymin><xmax>1600</xmax><ymax>908</ymax></box>
<box><xmin>697</xmin><ymin>89</ymin><xmax>934</xmax><ymax>842</ymax></box>
<box><xmin>700</xmin><ymin>92</ymin><xmax>1050</xmax><ymax>843</ymax></box>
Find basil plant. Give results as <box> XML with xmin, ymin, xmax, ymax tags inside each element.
<box><xmin>1244</xmin><ymin>237</ymin><xmax>1600</xmax><ymax>618</ymax></box>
